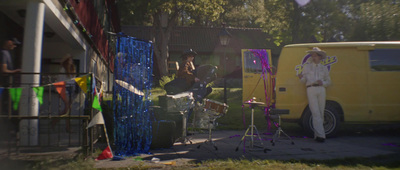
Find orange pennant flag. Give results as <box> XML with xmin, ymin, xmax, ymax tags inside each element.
<box><xmin>74</xmin><ymin>75</ymin><xmax>88</xmax><ymax>93</ymax></box>
<box><xmin>53</xmin><ymin>81</ymin><xmax>67</xmax><ymax>102</ymax></box>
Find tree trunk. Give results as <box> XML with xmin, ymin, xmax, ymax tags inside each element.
<box><xmin>153</xmin><ymin>28</ymin><xmax>169</xmax><ymax>77</ymax></box>
<box><xmin>151</xmin><ymin>10</ymin><xmax>179</xmax><ymax>78</ymax></box>
<box><xmin>290</xmin><ymin>0</ymin><xmax>300</xmax><ymax>43</ymax></box>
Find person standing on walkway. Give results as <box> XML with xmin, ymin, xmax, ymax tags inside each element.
<box><xmin>52</xmin><ymin>54</ymin><xmax>76</xmax><ymax>132</ymax></box>
<box><xmin>1</xmin><ymin>38</ymin><xmax>21</xmax><ymax>82</ymax></box>
<box><xmin>1</xmin><ymin>38</ymin><xmax>21</xmax><ymax>111</ymax></box>
<box><xmin>0</xmin><ymin>38</ymin><xmax>22</xmax><ymax>139</ymax></box>
<box><xmin>298</xmin><ymin>47</ymin><xmax>331</xmax><ymax>142</ymax></box>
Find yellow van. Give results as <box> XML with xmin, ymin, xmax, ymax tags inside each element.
<box><xmin>242</xmin><ymin>42</ymin><xmax>400</xmax><ymax>137</ymax></box>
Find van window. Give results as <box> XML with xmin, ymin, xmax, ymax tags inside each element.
<box><xmin>369</xmin><ymin>49</ymin><xmax>400</xmax><ymax>71</ymax></box>
<box><xmin>244</xmin><ymin>51</ymin><xmax>262</xmax><ymax>73</ymax></box>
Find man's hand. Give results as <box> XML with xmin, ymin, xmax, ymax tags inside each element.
<box><xmin>195</xmin><ymin>77</ymin><xmax>200</xmax><ymax>82</ymax></box>
<box><xmin>317</xmin><ymin>80</ymin><xmax>323</xmax><ymax>86</ymax></box>
<box><xmin>13</xmin><ymin>69</ymin><xmax>21</xmax><ymax>73</ymax></box>
<box><xmin>298</xmin><ymin>74</ymin><xmax>303</xmax><ymax>79</ymax></box>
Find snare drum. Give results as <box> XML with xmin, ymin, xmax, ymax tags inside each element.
<box><xmin>203</xmin><ymin>99</ymin><xmax>228</xmax><ymax>116</ymax></box>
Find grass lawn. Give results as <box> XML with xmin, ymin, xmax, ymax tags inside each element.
<box><xmin>25</xmin><ymin>153</ymin><xmax>400</xmax><ymax>170</ymax></box>
<box><xmin>194</xmin><ymin>156</ymin><xmax>400</xmax><ymax>170</ymax></box>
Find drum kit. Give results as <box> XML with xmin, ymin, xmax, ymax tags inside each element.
<box><xmin>164</xmin><ymin>91</ymin><xmax>290</xmax><ymax>153</ymax></box>
<box><xmin>163</xmin><ymin>63</ymin><xmax>290</xmax><ymax>151</ymax></box>
<box><xmin>165</xmin><ymin>92</ymin><xmax>228</xmax><ymax>147</ymax></box>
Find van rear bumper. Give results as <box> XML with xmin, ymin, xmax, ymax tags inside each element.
<box><xmin>270</xmin><ymin>108</ymin><xmax>290</xmax><ymax>115</ymax></box>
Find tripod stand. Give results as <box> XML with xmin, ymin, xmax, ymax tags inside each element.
<box><xmin>235</xmin><ymin>101</ymin><xmax>270</xmax><ymax>153</ymax></box>
<box><xmin>270</xmin><ymin>112</ymin><xmax>295</xmax><ymax>146</ymax></box>
<box><xmin>197</xmin><ymin>113</ymin><xmax>219</xmax><ymax>150</ymax></box>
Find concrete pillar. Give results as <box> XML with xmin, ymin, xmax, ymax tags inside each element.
<box><xmin>19</xmin><ymin>0</ymin><xmax>45</xmax><ymax>146</ymax></box>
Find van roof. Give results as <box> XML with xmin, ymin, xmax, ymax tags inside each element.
<box><xmin>284</xmin><ymin>41</ymin><xmax>400</xmax><ymax>49</ymax></box>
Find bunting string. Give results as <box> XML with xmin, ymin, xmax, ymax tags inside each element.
<box><xmin>0</xmin><ymin>74</ymin><xmax>96</xmax><ymax>113</ymax></box>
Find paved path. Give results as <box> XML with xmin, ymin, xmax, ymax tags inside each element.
<box><xmin>94</xmin><ymin>129</ymin><xmax>400</xmax><ymax>168</ymax></box>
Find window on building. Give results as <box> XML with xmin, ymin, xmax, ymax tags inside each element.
<box><xmin>244</xmin><ymin>51</ymin><xmax>262</xmax><ymax>73</ymax></box>
<box><xmin>369</xmin><ymin>49</ymin><xmax>400</xmax><ymax>71</ymax></box>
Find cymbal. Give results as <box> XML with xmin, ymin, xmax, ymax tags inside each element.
<box><xmin>244</xmin><ymin>101</ymin><xmax>265</xmax><ymax>105</ymax></box>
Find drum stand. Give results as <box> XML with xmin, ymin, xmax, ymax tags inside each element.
<box><xmin>270</xmin><ymin>113</ymin><xmax>295</xmax><ymax>146</ymax></box>
<box><xmin>177</xmin><ymin>110</ymin><xmax>193</xmax><ymax>145</ymax></box>
<box><xmin>235</xmin><ymin>101</ymin><xmax>270</xmax><ymax>153</ymax></box>
<box><xmin>197</xmin><ymin>111</ymin><xmax>219</xmax><ymax>150</ymax></box>
<box><xmin>167</xmin><ymin>92</ymin><xmax>195</xmax><ymax>145</ymax></box>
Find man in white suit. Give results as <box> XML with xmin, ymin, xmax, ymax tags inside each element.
<box><xmin>298</xmin><ymin>47</ymin><xmax>331</xmax><ymax>142</ymax></box>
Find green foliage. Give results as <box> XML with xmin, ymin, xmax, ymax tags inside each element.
<box><xmin>252</xmin><ymin>0</ymin><xmax>400</xmax><ymax>47</ymax></box>
<box><xmin>159</xmin><ymin>74</ymin><xmax>176</xmax><ymax>89</ymax></box>
<box><xmin>118</xmin><ymin>0</ymin><xmax>400</xmax><ymax>70</ymax></box>
<box><xmin>348</xmin><ymin>0</ymin><xmax>400</xmax><ymax>41</ymax></box>
<box><xmin>118</xmin><ymin>0</ymin><xmax>226</xmax><ymax>26</ymax></box>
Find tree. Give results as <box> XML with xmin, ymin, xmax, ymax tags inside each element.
<box><xmin>118</xmin><ymin>0</ymin><xmax>225</xmax><ymax>77</ymax></box>
<box><xmin>218</xmin><ymin>0</ymin><xmax>266</xmax><ymax>28</ymax></box>
<box><xmin>258</xmin><ymin>0</ymin><xmax>351</xmax><ymax>46</ymax></box>
<box><xmin>346</xmin><ymin>0</ymin><xmax>400</xmax><ymax>41</ymax></box>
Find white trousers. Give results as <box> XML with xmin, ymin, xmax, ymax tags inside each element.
<box><xmin>307</xmin><ymin>86</ymin><xmax>326</xmax><ymax>139</ymax></box>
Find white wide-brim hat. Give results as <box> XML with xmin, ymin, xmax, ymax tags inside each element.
<box><xmin>306</xmin><ymin>47</ymin><xmax>327</xmax><ymax>59</ymax></box>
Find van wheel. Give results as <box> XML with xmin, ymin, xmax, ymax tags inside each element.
<box><xmin>301</xmin><ymin>103</ymin><xmax>340</xmax><ymax>138</ymax></box>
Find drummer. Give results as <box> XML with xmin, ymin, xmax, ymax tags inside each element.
<box><xmin>178</xmin><ymin>49</ymin><xmax>212</xmax><ymax>101</ymax></box>
<box><xmin>177</xmin><ymin>49</ymin><xmax>200</xmax><ymax>89</ymax></box>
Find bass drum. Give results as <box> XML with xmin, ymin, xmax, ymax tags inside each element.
<box><xmin>195</xmin><ymin>65</ymin><xmax>218</xmax><ymax>84</ymax></box>
<box><xmin>193</xmin><ymin>108</ymin><xmax>212</xmax><ymax>129</ymax></box>
<box><xmin>164</xmin><ymin>64</ymin><xmax>217</xmax><ymax>95</ymax></box>
<box><xmin>164</xmin><ymin>78</ymin><xmax>189</xmax><ymax>95</ymax></box>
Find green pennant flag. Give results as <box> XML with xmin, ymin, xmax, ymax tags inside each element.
<box><xmin>33</xmin><ymin>86</ymin><xmax>44</xmax><ymax>105</ymax></box>
<box><xmin>92</xmin><ymin>95</ymin><xmax>102</xmax><ymax>112</ymax></box>
<box><xmin>9</xmin><ymin>88</ymin><xmax>22</xmax><ymax>111</ymax></box>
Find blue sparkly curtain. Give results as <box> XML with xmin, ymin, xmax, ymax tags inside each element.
<box><xmin>113</xmin><ymin>34</ymin><xmax>153</xmax><ymax>156</ymax></box>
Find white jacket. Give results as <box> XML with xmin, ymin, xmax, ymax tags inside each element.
<box><xmin>300</xmin><ymin>63</ymin><xmax>331</xmax><ymax>87</ymax></box>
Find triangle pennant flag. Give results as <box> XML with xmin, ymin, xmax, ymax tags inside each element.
<box><xmin>96</xmin><ymin>146</ymin><xmax>113</xmax><ymax>160</ymax></box>
<box><xmin>92</xmin><ymin>95</ymin><xmax>102</xmax><ymax>112</ymax></box>
<box><xmin>53</xmin><ymin>81</ymin><xmax>67</xmax><ymax>102</ymax></box>
<box><xmin>87</xmin><ymin>75</ymin><xmax>91</xmax><ymax>94</ymax></box>
<box><xmin>99</xmin><ymin>82</ymin><xmax>104</xmax><ymax>101</ymax></box>
<box><xmin>33</xmin><ymin>86</ymin><xmax>44</xmax><ymax>105</ymax></box>
<box><xmin>0</xmin><ymin>88</ymin><xmax>4</xmax><ymax>95</ymax></box>
<box><xmin>92</xmin><ymin>73</ymin><xmax>97</xmax><ymax>97</ymax></box>
<box><xmin>87</xmin><ymin>111</ymin><xmax>105</xmax><ymax>129</ymax></box>
<box><xmin>9</xmin><ymin>88</ymin><xmax>22</xmax><ymax>111</ymax></box>
<box><xmin>74</xmin><ymin>75</ymin><xmax>88</xmax><ymax>93</ymax></box>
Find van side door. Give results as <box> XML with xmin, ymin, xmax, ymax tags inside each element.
<box><xmin>241</xmin><ymin>49</ymin><xmax>273</xmax><ymax>105</ymax></box>
<box><xmin>368</xmin><ymin>49</ymin><xmax>400</xmax><ymax>121</ymax></box>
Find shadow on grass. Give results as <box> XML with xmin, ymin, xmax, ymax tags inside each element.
<box><xmin>0</xmin><ymin>147</ymin><xmax>95</xmax><ymax>170</ymax></box>
<box><xmin>199</xmin><ymin>154</ymin><xmax>400</xmax><ymax>169</ymax></box>
<box><xmin>282</xmin><ymin>153</ymin><xmax>400</xmax><ymax>169</ymax></box>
